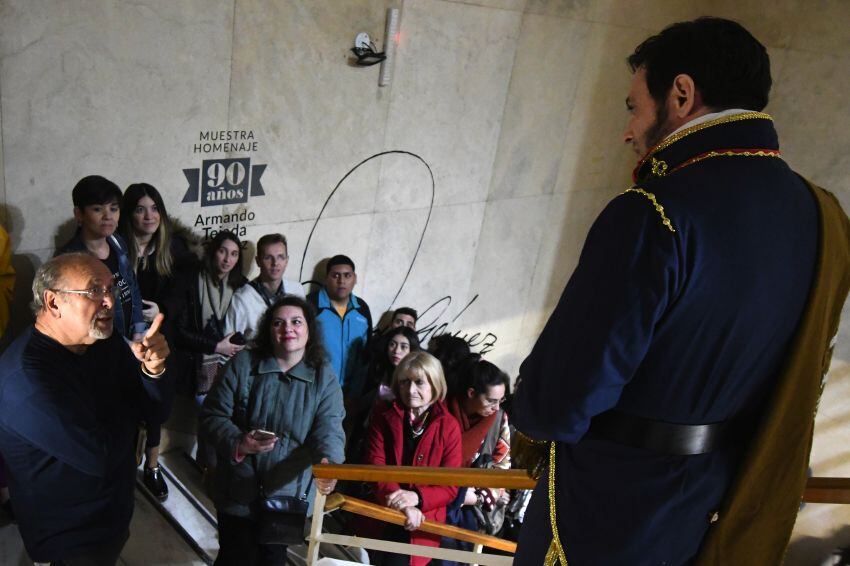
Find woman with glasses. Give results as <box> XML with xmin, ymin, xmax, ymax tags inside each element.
<box><xmin>436</xmin><ymin>359</ymin><xmax>512</xmax><ymax>564</ymax></box>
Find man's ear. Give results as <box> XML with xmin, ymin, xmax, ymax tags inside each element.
<box><xmin>73</xmin><ymin>207</ymin><xmax>83</xmax><ymax>227</ymax></box>
<box><xmin>467</xmin><ymin>387</ymin><xmax>475</xmax><ymax>399</ymax></box>
<box><xmin>43</xmin><ymin>290</ymin><xmax>63</xmax><ymax>318</ymax></box>
<box><xmin>669</xmin><ymin>73</ymin><xmax>699</xmax><ymax>119</ymax></box>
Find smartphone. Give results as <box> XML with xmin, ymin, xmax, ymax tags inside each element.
<box><xmin>251</xmin><ymin>429</ymin><xmax>278</xmax><ymax>441</ymax></box>
<box><xmin>230</xmin><ymin>332</ymin><xmax>246</xmax><ymax>345</ymax></box>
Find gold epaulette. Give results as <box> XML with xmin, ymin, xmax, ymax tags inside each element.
<box><xmin>622</xmin><ymin>187</ymin><xmax>676</xmax><ymax>233</ymax></box>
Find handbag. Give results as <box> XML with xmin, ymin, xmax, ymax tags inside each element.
<box><xmin>255</xmin><ymin>465</ymin><xmax>313</xmax><ymax>546</ymax></box>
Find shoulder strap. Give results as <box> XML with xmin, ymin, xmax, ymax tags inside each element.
<box><xmin>248</xmin><ymin>279</ymin><xmax>275</xmax><ymax>308</ymax></box>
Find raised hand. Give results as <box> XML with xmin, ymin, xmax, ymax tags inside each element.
<box><xmin>130</xmin><ymin>313</ymin><xmax>170</xmax><ymax>375</ymax></box>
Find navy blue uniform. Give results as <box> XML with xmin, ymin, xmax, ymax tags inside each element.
<box><xmin>513</xmin><ymin>113</ymin><xmax>818</xmax><ymax>565</ymax></box>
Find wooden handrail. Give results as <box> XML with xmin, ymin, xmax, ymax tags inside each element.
<box><xmin>314</xmin><ymin>465</ymin><xmax>850</xmax><ymax>504</ymax></box>
<box><xmin>803</xmin><ymin>477</ymin><xmax>850</xmax><ymax>504</ymax></box>
<box><xmin>323</xmin><ymin>493</ymin><xmax>517</xmax><ymax>553</ymax></box>
<box><xmin>314</xmin><ymin>464</ymin><xmax>536</xmax><ymax>489</ymax></box>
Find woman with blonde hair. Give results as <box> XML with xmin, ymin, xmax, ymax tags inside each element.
<box><xmin>361</xmin><ymin>351</ymin><xmax>462</xmax><ymax>566</ymax></box>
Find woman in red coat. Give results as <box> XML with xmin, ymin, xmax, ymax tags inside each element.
<box><xmin>363</xmin><ymin>350</ymin><xmax>462</xmax><ymax>566</ymax></box>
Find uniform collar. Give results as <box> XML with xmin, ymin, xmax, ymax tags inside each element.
<box><xmin>257</xmin><ymin>357</ymin><xmax>315</xmax><ymax>382</ymax></box>
<box><xmin>632</xmin><ymin>111</ymin><xmax>779</xmax><ymax>184</ymax></box>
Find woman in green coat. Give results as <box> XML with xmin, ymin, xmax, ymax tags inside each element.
<box><xmin>201</xmin><ymin>295</ymin><xmax>346</xmax><ymax>565</ymax></box>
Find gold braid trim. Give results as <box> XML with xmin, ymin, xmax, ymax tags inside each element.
<box><xmin>544</xmin><ymin>442</ymin><xmax>568</xmax><ymax>566</ymax></box>
<box><xmin>647</xmin><ymin>111</ymin><xmax>772</xmax><ymax>156</ymax></box>
<box><xmin>622</xmin><ymin>188</ymin><xmax>676</xmax><ymax>233</ymax></box>
<box><xmin>515</xmin><ymin>429</ymin><xmax>547</xmax><ymax>445</ymax></box>
<box><xmin>668</xmin><ymin>149</ymin><xmax>782</xmax><ymax>175</ymax></box>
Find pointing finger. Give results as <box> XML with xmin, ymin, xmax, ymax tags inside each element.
<box><xmin>145</xmin><ymin>313</ymin><xmax>165</xmax><ymax>339</ymax></box>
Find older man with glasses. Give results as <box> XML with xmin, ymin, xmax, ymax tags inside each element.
<box><xmin>0</xmin><ymin>252</ymin><xmax>172</xmax><ymax>566</ymax></box>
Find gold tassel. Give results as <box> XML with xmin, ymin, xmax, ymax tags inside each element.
<box><xmin>511</xmin><ymin>429</ymin><xmax>549</xmax><ymax>480</ymax></box>
<box><xmin>544</xmin><ymin>539</ymin><xmax>562</xmax><ymax>566</ymax></box>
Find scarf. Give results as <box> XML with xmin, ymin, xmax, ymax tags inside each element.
<box><xmin>448</xmin><ymin>395</ymin><xmax>498</xmax><ymax>467</ymax></box>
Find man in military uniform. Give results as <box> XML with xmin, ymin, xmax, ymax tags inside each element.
<box><xmin>513</xmin><ymin>18</ymin><xmax>850</xmax><ymax>565</ymax></box>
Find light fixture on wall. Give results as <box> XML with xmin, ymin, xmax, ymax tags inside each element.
<box><xmin>350</xmin><ymin>32</ymin><xmax>386</xmax><ymax>66</ymax></box>
<box><xmin>350</xmin><ymin>8</ymin><xmax>400</xmax><ymax>87</ymax></box>
<box><xmin>379</xmin><ymin>8</ymin><xmax>400</xmax><ymax>87</ymax></box>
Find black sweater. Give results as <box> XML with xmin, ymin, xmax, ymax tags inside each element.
<box><xmin>0</xmin><ymin>328</ymin><xmax>172</xmax><ymax>561</ymax></box>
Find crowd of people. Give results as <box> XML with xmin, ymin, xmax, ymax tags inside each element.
<box><xmin>0</xmin><ymin>174</ymin><xmax>522</xmax><ymax>566</ymax></box>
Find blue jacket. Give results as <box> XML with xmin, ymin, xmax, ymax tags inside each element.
<box><xmin>513</xmin><ymin>113</ymin><xmax>818</xmax><ymax>565</ymax></box>
<box><xmin>199</xmin><ymin>351</ymin><xmax>346</xmax><ymax>517</ymax></box>
<box><xmin>56</xmin><ymin>231</ymin><xmax>147</xmax><ymax>337</ymax></box>
<box><xmin>0</xmin><ymin>328</ymin><xmax>172</xmax><ymax>561</ymax></box>
<box><xmin>307</xmin><ymin>288</ymin><xmax>372</xmax><ymax>397</ymax></box>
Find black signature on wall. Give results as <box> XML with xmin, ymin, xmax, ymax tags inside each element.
<box><xmin>300</xmin><ymin>151</ymin><xmax>498</xmax><ymax>355</ymax></box>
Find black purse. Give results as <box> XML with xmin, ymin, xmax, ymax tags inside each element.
<box><xmin>256</xmin><ymin>470</ymin><xmax>312</xmax><ymax>546</ymax></box>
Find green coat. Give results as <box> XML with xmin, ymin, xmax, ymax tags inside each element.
<box><xmin>200</xmin><ymin>351</ymin><xmax>346</xmax><ymax>518</ymax></box>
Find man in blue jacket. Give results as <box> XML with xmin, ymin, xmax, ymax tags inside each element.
<box><xmin>307</xmin><ymin>254</ymin><xmax>372</xmax><ymax>398</ymax></box>
<box><xmin>513</xmin><ymin>17</ymin><xmax>834</xmax><ymax>565</ymax></box>
<box><xmin>0</xmin><ymin>253</ymin><xmax>172</xmax><ymax>564</ymax></box>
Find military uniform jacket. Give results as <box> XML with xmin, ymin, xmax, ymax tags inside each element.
<box><xmin>513</xmin><ymin>113</ymin><xmax>818</xmax><ymax>565</ymax></box>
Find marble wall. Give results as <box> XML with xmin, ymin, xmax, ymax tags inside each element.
<box><xmin>2</xmin><ymin>0</ymin><xmax>850</xmax><ymax>559</ymax></box>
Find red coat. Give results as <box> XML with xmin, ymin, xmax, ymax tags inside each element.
<box><xmin>362</xmin><ymin>399</ymin><xmax>462</xmax><ymax>565</ymax></box>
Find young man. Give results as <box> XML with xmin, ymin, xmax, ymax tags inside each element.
<box><xmin>307</xmin><ymin>255</ymin><xmax>372</xmax><ymax>397</ymax></box>
<box><xmin>0</xmin><ymin>253</ymin><xmax>171</xmax><ymax>564</ymax></box>
<box><xmin>390</xmin><ymin>307</ymin><xmax>417</xmax><ymax>330</ymax></box>
<box><xmin>224</xmin><ymin>233</ymin><xmax>304</xmax><ymax>340</ymax></box>
<box><xmin>512</xmin><ymin>17</ymin><xmax>850</xmax><ymax>565</ymax></box>
<box><xmin>56</xmin><ymin>175</ymin><xmax>147</xmax><ymax>341</ymax></box>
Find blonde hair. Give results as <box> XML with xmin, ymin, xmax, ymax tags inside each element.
<box><xmin>391</xmin><ymin>351</ymin><xmax>447</xmax><ymax>403</ymax></box>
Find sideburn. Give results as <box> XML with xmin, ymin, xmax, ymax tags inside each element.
<box><xmin>645</xmin><ymin>102</ymin><xmax>673</xmax><ymax>151</ymax></box>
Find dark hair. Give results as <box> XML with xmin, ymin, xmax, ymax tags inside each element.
<box><xmin>457</xmin><ymin>358</ymin><xmax>509</xmax><ymax>398</ymax></box>
<box><xmin>326</xmin><ymin>254</ymin><xmax>355</xmax><ymax>274</ymax></box>
<box><xmin>627</xmin><ymin>17</ymin><xmax>771</xmax><ymax>111</ymax></box>
<box><xmin>427</xmin><ymin>334</ymin><xmax>472</xmax><ymax>394</ymax></box>
<box><xmin>72</xmin><ymin>175</ymin><xmax>122</xmax><ymax>208</ymax></box>
<box><xmin>368</xmin><ymin>326</ymin><xmax>422</xmax><ymax>388</ymax></box>
<box><xmin>256</xmin><ymin>233</ymin><xmax>288</xmax><ymax>258</ymax></box>
<box><xmin>119</xmin><ymin>183</ymin><xmax>174</xmax><ymax>277</ymax></box>
<box><xmin>252</xmin><ymin>295</ymin><xmax>326</xmax><ymax>369</ymax></box>
<box><xmin>393</xmin><ymin>307</ymin><xmax>418</xmax><ymax>323</ymax></box>
<box><xmin>204</xmin><ymin>230</ymin><xmax>244</xmax><ymax>289</ymax></box>
<box><xmin>386</xmin><ymin>326</ymin><xmax>421</xmax><ymax>353</ymax></box>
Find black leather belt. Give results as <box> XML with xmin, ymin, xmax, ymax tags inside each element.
<box><xmin>586</xmin><ymin>410</ymin><xmax>740</xmax><ymax>456</ymax></box>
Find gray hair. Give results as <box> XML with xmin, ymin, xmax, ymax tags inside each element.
<box><xmin>31</xmin><ymin>252</ymin><xmax>94</xmax><ymax>315</ymax></box>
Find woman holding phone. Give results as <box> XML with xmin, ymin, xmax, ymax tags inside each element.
<box><xmin>200</xmin><ymin>295</ymin><xmax>345</xmax><ymax>564</ymax></box>
<box><xmin>171</xmin><ymin>230</ymin><xmax>247</xmax><ymax>404</ymax></box>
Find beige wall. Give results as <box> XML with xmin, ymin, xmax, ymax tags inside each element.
<box><xmin>1</xmin><ymin>0</ymin><xmax>849</xmax><ymax>561</ymax></box>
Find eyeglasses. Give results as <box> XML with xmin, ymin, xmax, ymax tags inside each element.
<box><xmin>51</xmin><ymin>286</ymin><xmax>120</xmax><ymax>302</ymax></box>
<box><xmin>483</xmin><ymin>397</ymin><xmax>506</xmax><ymax>408</ymax></box>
